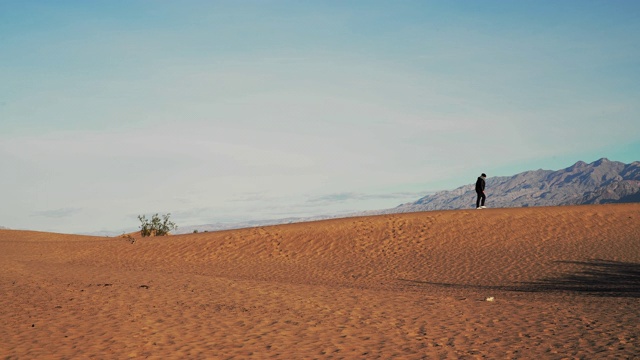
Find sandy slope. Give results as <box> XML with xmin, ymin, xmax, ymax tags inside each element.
<box><xmin>1</xmin><ymin>204</ymin><xmax>639</xmax><ymax>359</ymax></box>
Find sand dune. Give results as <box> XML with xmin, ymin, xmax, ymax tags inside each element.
<box><xmin>1</xmin><ymin>204</ymin><xmax>639</xmax><ymax>359</ymax></box>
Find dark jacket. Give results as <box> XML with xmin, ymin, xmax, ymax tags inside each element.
<box><xmin>475</xmin><ymin>177</ymin><xmax>485</xmax><ymax>193</ymax></box>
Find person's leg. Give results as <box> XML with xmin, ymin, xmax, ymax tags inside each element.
<box><xmin>480</xmin><ymin>193</ymin><xmax>486</xmax><ymax>207</ymax></box>
<box><xmin>476</xmin><ymin>192</ymin><xmax>482</xmax><ymax>208</ymax></box>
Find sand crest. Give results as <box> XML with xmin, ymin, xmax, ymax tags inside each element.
<box><xmin>1</xmin><ymin>204</ymin><xmax>639</xmax><ymax>358</ymax></box>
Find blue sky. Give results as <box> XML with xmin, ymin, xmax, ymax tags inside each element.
<box><xmin>1</xmin><ymin>1</ymin><xmax>639</xmax><ymax>233</ymax></box>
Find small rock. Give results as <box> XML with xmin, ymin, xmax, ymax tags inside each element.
<box><xmin>485</xmin><ymin>296</ymin><xmax>495</xmax><ymax>302</ymax></box>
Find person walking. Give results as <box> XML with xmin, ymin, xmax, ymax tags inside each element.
<box><xmin>475</xmin><ymin>173</ymin><xmax>487</xmax><ymax>209</ymax></box>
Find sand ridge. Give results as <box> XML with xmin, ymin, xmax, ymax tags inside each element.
<box><xmin>1</xmin><ymin>204</ymin><xmax>639</xmax><ymax>358</ymax></box>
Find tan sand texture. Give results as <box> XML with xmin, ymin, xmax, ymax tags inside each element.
<box><xmin>1</xmin><ymin>204</ymin><xmax>639</xmax><ymax>359</ymax></box>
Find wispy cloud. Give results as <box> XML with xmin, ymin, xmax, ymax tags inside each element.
<box><xmin>32</xmin><ymin>208</ymin><xmax>83</xmax><ymax>219</ymax></box>
<box><xmin>308</xmin><ymin>191</ymin><xmax>431</xmax><ymax>204</ymax></box>
<box><xmin>1</xmin><ymin>1</ymin><xmax>638</xmax><ymax>234</ymax></box>
<box><xmin>230</xmin><ymin>192</ymin><xmax>273</xmax><ymax>203</ymax></box>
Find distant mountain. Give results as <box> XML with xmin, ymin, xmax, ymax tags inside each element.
<box><xmin>175</xmin><ymin>158</ymin><xmax>639</xmax><ymax>234</ymax></box>
<box><xmin>387</xmin><ymin>158</ymin><xmax>640</xmax><ymax>213</ymax></box>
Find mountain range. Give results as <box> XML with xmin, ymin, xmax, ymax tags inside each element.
<box><xmin>385</xmin><ymin>158</ymin><xmax>640</xmax><ymax>213</ymax></box>
<box><xmin>175</xmin><ymin>158</ymin><xmax>639</xmax><ymax>234</ymax></box>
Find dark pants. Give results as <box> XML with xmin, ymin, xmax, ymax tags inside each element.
<box><xmin>476</xmin><ymin>191</ymin><xmax>486</xmax><ymax>208</ymax></box>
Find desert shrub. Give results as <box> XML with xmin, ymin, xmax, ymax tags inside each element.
<box><xmin>138</xmin><ymin>213</ymin><xmax>177</xmax><ymax>237</ymax></box>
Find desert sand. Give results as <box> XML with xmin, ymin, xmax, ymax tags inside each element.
<box><xmin>1</xmin><ymin>204</ymin><xmax>639</xmax><ymax>359</ymax></box>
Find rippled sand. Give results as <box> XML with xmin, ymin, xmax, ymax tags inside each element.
<box><xmin>2</xmin><ymin>204</ymin><xmax>639</xmax><ymax>358</ymax></box>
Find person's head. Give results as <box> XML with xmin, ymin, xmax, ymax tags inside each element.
<box><xmin>481</xmin><ymin>173</ymin><xmax>487</xmax><ymax>178</ymax></box>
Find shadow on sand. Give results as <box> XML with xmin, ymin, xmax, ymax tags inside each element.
<box><xmin>399</xmin><ymin>260</ymin><xmax>640</xmax><ymax>298</ymax></box>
